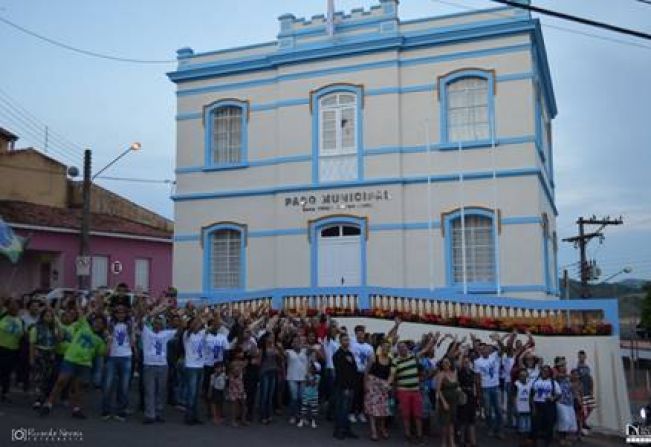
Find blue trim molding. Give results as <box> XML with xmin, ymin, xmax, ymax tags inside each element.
<box><xmin>172</xmin><ymin>166</ymin><xmax>558</xmax><ymax>216</ymax></box>
<box><xmin>203</xmin><ymin>99</ymin><xmax>249</xmax><ymax>170</ymax></box>
<box><xmin>201</xmin><ymin>222</ymin><xmax>247</xmax><ymax>293</ymax></box>
<box><xmin>443</xmin><ymin>207</ymin><xmax>497</xmax><ymax>290</ymax></box>
<box><xmin>309</xmin><ymin>215</ymin><xmax>368</xmax><ymax>289</ymax></box>
<box><xmin>173</xmin><ymin>214</ymin><xmax>542</xmax><ymax>243</ymax></box>
<box><xmin>439</xmin><ymin>68</ymin><xmax>495</xmax><ymax>146</ymax></box>
<box><xmin>310</xmin><ymin>83</ymin><xmax>364</xmax><ymax>184</ymax></box>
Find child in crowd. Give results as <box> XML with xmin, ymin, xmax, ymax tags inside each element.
<box><xmin>298</xmin><ymin>361</ymin><xmax>320</xmax><ymax>428</ymax></box>
<box><xmin>514</xmin><ymin>369</ymin><xmax>532</xmax><ymax>446</ymax></box>
<box><xmin>208</xmin><ymin>363</ymin><xmax>227</xmax><ymax>425</ymax></box>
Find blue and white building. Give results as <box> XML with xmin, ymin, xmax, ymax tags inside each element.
<box><xmin>168</xmin><ymin>0</ymin><xmax>559</xmax><ymax>303</ymax></box>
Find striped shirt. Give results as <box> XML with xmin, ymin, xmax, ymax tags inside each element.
<box><xmin>393</xmin><ymin>354</ymin><xmax>420</xmax><ymax>390</ymax></box>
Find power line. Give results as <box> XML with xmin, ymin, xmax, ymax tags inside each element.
<box><xmin>0</xmin><ymin>163</ymin><xmax>173</xmax><ymax>185</ymax></box>
<box><xmin>0</xmin><ymin>87</ymin><xmax>85</xmax><ymax>153</ymax></box>
<box><xmin>96</xmin><ymin>175</ymin><xmax>175</xmax><ymax>184</ymax></box>
<box><xmin>0</xmin><ymin>15</ymin><xmax>176</xmax><ymax>65</ymax></box>
<box><xmin>433</xmin><ymin>0</ymin><xmax>651</xmax><ymax>51</ymax></box>
<box><xmin>490</xmin><ymin>0</ymin><xmax>651</xmax><ymax>40</ymax></box>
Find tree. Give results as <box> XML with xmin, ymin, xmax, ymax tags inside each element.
<box><xmin>640</xmin><ymin>284</ymin><xmax>651</xmax><ymax>332</ymax></box>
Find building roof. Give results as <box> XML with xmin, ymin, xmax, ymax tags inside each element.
<box><xmin>0</xmin><ymin>127</ymin><xmax>18</xmax><ymax>141</ymax></box>
<box><xmin>0</xmin><ymin>200</ymin><xmax>172</xmax><ymax>240</ymax></box>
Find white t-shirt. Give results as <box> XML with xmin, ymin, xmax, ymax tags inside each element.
<box><xmin>109</xmin><ymin>322</ymin><xmax>133</xmax><ymax>357</ymax></box>
<box><xmin>526</xmin><ymin>366</ymin><xmax>540</xmax><ymax>384</ymax></box>
<box><xmin>285</xmin><ymin>349</ymin><xmax>308</xmax><ymax>381</ymax></box>
<box><xmin>142</xmin><ymin>326</ymin><xmax>177</xmax><ymax>366</ymax></box>
<box><xmin>324</xmin><ymin>339</ymin><xmax>340</xmax><ymax>370</ymax></box>
<box><xmin>210</xmin><ymin>372</ymin><xmax>227</xmax><ymax>391</ymax></box>
<box><xmin>531</xmin><ymin>377</ymin><xmax>561</xmax><ymax>403</ymax></box>
<box><xmin>474</xmin><ymin>351</ymin><xmax>500</xmax><ymax>388</ymax></box>
<box><xmin>184</xmin><ymin>329</ymin><xmax>207</xmax><ymax>368</ymax></box>
<box><xmin>203</xmin><ymin>333</ymin><xmax>229</xmax><ymax>366</ymax></box>
<box><xmin>515</xmin><ymin>381</ymin><xmax>532</xmax><ymax>413</ymax></box>
<box><xmin>350</xmin><ymin>340</ymin><xmax>374</xmax><ymax>373</ymax></box>
<box><xmin>501</xmin><ymin>355</ymin><xmax>515</xmax><ymax>383</ymax></box>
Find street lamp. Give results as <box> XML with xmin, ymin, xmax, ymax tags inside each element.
<box><xmin>92</xmin><ymin>142</ymin><xmax>142</xmax><ymax>180</ymax></box>
<box><xmin>78</xmin><ymin>143</ymin><xmax>142</xmax><ymax>290</ymax></box>
<box><xmin>600</xmin><ymin>266</ymin><xmax>633</xmax><ymax>284</ymax></box>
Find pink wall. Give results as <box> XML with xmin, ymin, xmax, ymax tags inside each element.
<box><xmin>12</xmin><ymin>228</ymin><xmax>172</xmax><ymax>298</ymax></box>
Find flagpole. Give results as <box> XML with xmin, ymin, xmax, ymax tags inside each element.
<box><xmin>326</xmin><ymin>0</ymin><xmax>335</xmax><ymax>37</ymax></box>
<box><xmin>491</xmin><ymin>119</ymin><xmax>502</xmax><ymax>296</ymax></box>
<box><xmin>458</xmin><ymin>141</ymin><xmax>468</xmax><ymax>295</ymax></box>
<box><xmin>425</xmin><ymin>120</ymin><xmax>434</xmax><ymax>291</ymax></box>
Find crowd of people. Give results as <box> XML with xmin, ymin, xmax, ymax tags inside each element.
<box><xmin>0</xmin><ymin>284</ymin><xmax>598</xmax><ymax>446</ymax></box>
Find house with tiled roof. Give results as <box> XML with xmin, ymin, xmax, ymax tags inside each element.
<box><xmin>0</xmin><ymin>127</ymin><xmax>172</xmax><ymax>297</ymax></box>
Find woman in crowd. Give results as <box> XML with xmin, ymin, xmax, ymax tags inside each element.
<box><xmin>436</xmin><ymin>356</ymin><xmax>460</xmax><ymax>447</ymax></box>
<box><xmin>257</xmin><ymin>332</ymin><xmax>281</xmax><ymax>424</ymax></box>
<box><xmin>364</xmin><ymin>339</ymin><xmax>393</xmax><ymax>441</ymax></box>
<box><xmin>29</xmin><ymin>306</ymin><xmax>58</xmax><ymax>409</ymax></box>
<box><xmin>456</xmin><ymin>354</ymin><xmax>478</xmax><ymax>447</ymax></box>
<box><xmin>531</xmin><ymin>365</ymin><xmax>561</xmax><ymax>447</ymax></box>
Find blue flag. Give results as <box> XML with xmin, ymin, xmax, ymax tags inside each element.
<box><xmin>0</xmin><ymin>217</ymin><xmax>27</xmax><ymax>264</ymax></box>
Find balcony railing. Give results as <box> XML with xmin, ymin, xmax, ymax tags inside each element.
<box><xmin>184</xmin><ymin>286</ymin><xmax>619</xmax><ymax>335</ymax></box>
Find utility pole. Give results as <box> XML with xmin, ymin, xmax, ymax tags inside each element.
<box><xmin>562</xmin><ymin>216</ymin><xmax>623</xmax><ymax>298</ymax></box>
<box><xmin>78</xmin><ymin>149</ymin><xmax>92</xmax><ymax>290</ymax></box>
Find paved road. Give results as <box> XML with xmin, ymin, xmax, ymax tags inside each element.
<box><xmin>0</xmin><ymin>390</ymin><xmax>622</xmax><ymax>446</ymax></box>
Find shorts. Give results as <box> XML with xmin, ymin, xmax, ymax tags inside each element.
<box><xmin>211</xmin><ymin>389</ymin><xmax>225</xmax><ymax>405</ymax></box>
<box><xmin>397</xmin><ymin>389</ymin><xmax>423</xmax><ymax>420</ymax></box>
<box><xmin>517</xmin><ymin>413</ymin><xmax>532</xmax><ymax>433</ymax></box>
<box><xmin>59</xmin><ymin>360</ymin><xmax>91</xmax><ymax>382</ymax></box>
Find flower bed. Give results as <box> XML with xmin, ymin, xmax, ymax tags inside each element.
<box><xmin>282</xmin><ymin>307</ymin><xmax>613</xmax><ymax>336</ymax></box>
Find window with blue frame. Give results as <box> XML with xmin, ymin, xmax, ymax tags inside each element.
<box><xmin>311</xmin><ymin>84</ymin><xmax>363</xmax><ymax>183</ymax></box>
<box><xmin>204</xmin><ymin>100</ymin><xmax>248</xmax><ymax>168</ymax></box>
<box><xmin>439</xmin><ymin>70</ymin><xmax>495</xmax><ymax>146</ymax></box>
<box><xmin>204</xmin><ymin>224</ymin><xmax>245</xmax><ymax>290</ymax></box>
<box><xmin>445</xmin><ymin>209</ymin><xmax>496</xmax><ymax>285</ymax></box>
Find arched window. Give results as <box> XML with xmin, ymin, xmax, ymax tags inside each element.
<box><xmin>204</xmin><ymin>100</ymin><xmax>248</xmax><ymax>168</ymax></box>
<box><xmin>311</xmin><ymin>84</ymin><xmax>363</xmax><ymax>183</ymax></box>
<box><xmin>439</xmin><ymin>70</ymin><xmax>494</xmax><ymax>145</ymax></box>
<box><xmin>445</xmin><ymin>209</ymin><xmax>496</xmax><ymax>286</ymax></box>
<box><xmin>202</xmin><ymin>223</ymin><xmax>246</xmax><ymax>290</ymax></box>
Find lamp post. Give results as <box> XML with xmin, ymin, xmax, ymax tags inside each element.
<box><xmin>77</xmin><ymin>143</ymin><xmax>142</xmax><ymax>290</ymax></box>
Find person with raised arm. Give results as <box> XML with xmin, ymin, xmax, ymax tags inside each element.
<box><xmin>472</xmin><ymin>332</ymin><xmax>505</xmax><ymax>439</ymax></box>
<box><xmin>41</xmin><ymin>294</ymin><xmax>108</xmax><ymax>419</ymax></box>
<box><xmin>140</xmin><ymin>301</ymin><xmax>178</xmax><ymax>424</ymax></box>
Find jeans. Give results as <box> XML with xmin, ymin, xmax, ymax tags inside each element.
<box><xmin>287</xmin><ymin>380</ymin><xmax>304</xmax><ymax>418</ymax></box>
<box><xmin>184</xmin><ymin>367</ymin><xmax>204</xmax><ymax>422</ymax></box>
<box><xmin>143</xmin><ymin>365</ymin><xmax>168</xmax><ymax>420</ymax></box>
<box><xmin>481</xmin><ymin>385</ymin><xmax>502</xmax><ymax>434</ymax></box>
<box><xmin>258</xmin><ymin>370</ymin><xmax>277</xmax><ymax>420</ymax></box>
<box><xmin>92</xmin><ymin>355</ymin><xmax>104</xmax><ymax>388</ymax></box>
<box><xmin>244</xmin><ymin>365</ymin><xmax>259</xmax><ymax>421</ymax></box>
<box><xmin>324</xmin><ymin>368</ymin><xmax>336</xmax><ymax>419</ymax></box>
<box><xmin>102</xmin><ymin>356</ymin><xmax>132</xmax><ymax>416</ymax></box>
<box><xmin>334</xmin><ymin>387</ymin><xmax>354</xmax><ymax>435</ymax></box>
<box><xmin>174</xmin><ymin>360</ymin><xmax>186</xmax><ymax>406</ymax></box>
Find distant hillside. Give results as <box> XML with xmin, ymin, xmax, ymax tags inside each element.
<box><xmin>560</xmin><ymin>278</ymin><xmax>649</xmax><ymax>299</ymax></box>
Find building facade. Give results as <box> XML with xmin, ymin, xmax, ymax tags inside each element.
<box><xmin>169</xmin><ymin>1</ymin><xmax>559</xmax><ymax>303</ymax></box>
<box><xmin>0</xmin><ymin>128</ymin><xmax>173</xmax><ymax>297</ymax></box>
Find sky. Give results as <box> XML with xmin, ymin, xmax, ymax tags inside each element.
<box><xmin>0</xmin><ymin>0</ymin><xmax>649</xmax><ymax>282</ymax></box>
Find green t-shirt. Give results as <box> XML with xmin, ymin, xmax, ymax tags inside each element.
<box><xmin>56</xmin><ymin>322</ymin><xmax>74</xmax><ymax>356</ymax></box>
<box><xmin>63</xmin><ymin>318</ymin><xmax>107</xmax><ymax>367</ymax></box>
<box><xmin>0</xmin><ymin>314</ymin><xmax>24</xmax><ymax>350</ymax></box>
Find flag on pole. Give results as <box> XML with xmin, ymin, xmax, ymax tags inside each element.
<box><xmin>326</xmin><ymin>0</ymin><xmax>335</xmax><ymax>36</ymax></box>
<box><xmin>0</xmin><ymin>217</ymin><xmax>27</xmax><ymax>264</ymax></box>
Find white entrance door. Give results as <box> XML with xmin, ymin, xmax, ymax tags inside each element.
<box><xmin>317</xmin><ymin>224</ymin><xmax>361</xmax><ymax>286</ymax></box>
